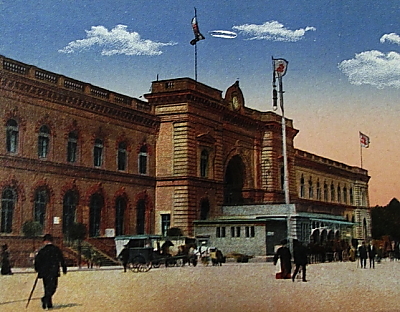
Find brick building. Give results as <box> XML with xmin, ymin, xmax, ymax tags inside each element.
<box><xmin>0</xmin><ymin>55</ymin><xmax>370</xmax><ymax>262</ymax></box>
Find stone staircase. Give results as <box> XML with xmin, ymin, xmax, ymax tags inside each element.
<box><xmin>64</xmin><ymin>240</ymin><xmax>120</xmax><ymax>267</ymax></box>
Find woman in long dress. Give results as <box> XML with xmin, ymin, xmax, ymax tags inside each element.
<box><xmin>1</xmin><ymin>244</ymin><xmax>12</xmax><ymax>275</ymax></box>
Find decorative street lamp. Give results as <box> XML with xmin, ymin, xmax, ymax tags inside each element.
<box><xmin>272</xmin><ymin>57</ymin><xmax>293</xmax><ymax>248</ymax></box>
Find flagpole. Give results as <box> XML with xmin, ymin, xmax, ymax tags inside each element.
<box><xmin>194</xmin><ymin>43</ymin><xmax>198</xmax><ymax>81</ymax></box>
<box><xmin>360</xmin><ymin>142</ymin><xmax>363</xmax><ymax>169</ymax></box>
<box><xmin>194</xmin><ymin>7</ymin><xmax>198</xmax><ymax>81</ymax></box>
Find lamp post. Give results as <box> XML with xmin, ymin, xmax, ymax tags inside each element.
<box><xmin>272</xmin><ymin>58</ymin><xmax>292</xmax><ymax>249</ymax></box>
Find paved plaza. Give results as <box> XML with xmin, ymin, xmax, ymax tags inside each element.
<box><xmin>1</xmin><ymin>259</ymin><xmax>400</xmax><ymax>312</ymax></box>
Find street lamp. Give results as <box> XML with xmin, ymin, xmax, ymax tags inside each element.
<box><xmin>272</xmin><ymin>57</ymin><xmax>292</xmax><ymax>248</ymax></box>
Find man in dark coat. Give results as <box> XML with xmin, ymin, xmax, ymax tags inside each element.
<box><xmin>273</xmin><ymin>239</ymin><xmax>292</xmax><ymax>279</ymax></box>
<box><xmin>292</xmin><ymin>240</ymin><xmax>308</xmax><ymax>282</ymax></box>
<box><xmin>367</xmin><ymin>241</ymin><xmax>377</xmax><ymax>269</ymax></box>
<box><xmin>118</xmin><ymin>245</ymin><xmax>130</xmax><ymax>272</ymax></box>
<box><xmin>358</xmin><ymin>241</ymin><xmax>368</xmax><ymax>269</ymax></box>
<box><xmin>34</xmin><ymin>234</ymin><xmax>67</xmax><ymax>310</ymax></box>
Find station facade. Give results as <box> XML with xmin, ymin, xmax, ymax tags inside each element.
<box><xmin>0</xmin><ymin>55</ymin><xmax>370</xmax><ymax>257</ymax></box>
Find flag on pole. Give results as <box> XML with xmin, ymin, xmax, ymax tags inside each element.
<box><xmin>359</xmin><ymin>132</ymin><xmax>370</xmax><ymax>148</ymax></box>
<box><xmin>273</xmin><ymin>58</ymin><xmax>288</xmax><ymax>78</ymax></box>
<box><xmin>190</xmin><ymin>15</ymin><xmax>205</xmax><ymax>45</ymax></box>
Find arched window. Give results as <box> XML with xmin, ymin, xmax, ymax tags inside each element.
<box><xmin>316</xmin><ymin>179</ymin><xmax>321</xmax><ymax>200</ymax></box>
<box><xmin>337</xmin><ymin>185</ymin><xmax>341</xmax><ymax>203</ymax></box>
<box><xmin>324</xmin><ymin>181</ymin><xmax>328</xmax><ymax>201</ymax></box>
<box><xmin>89</xmin><ymin>193</ymin><xmax>103</xmax><ymax>237</ymax></box>
<box><xmin>6</xmin><ymin>119</ymin><xmax>18</xmax><ymax>153</ymax></box>
<box><xmin>115</xmin><ymin>197</ymin><xmax>126</xmax><ymax>236</ymax></box>
<box><xmin>63</xmin><ymin>190</ymin><xmax>78</xmax><ymax>234</ymax></box>
<box><xmin>138</xmin><ymin>145</ymin><xmax>147</xmax><ymax>174</ymax></box>
<box><xmin>350</xmin><ymin>188</ymin><xmax>354</xmax><ymax>205</ymax></box>
<box><xmin>93</xmin><ymin>139</ymin><xmax>103</xmax><ymax>167</ymax></box>
<box><xmin>117</xmin><ymin>142</ymin><xmax>127</xmax><ymax>171</ymax></box>
<box><xmin>200</xmin><ymin>149</ymin><xmax>209</xmax><ymax>178</ymax></box>
<box><xmin>38</xmin><ymin>125</ymin><xmax>50</xmax><ymax>158</ymax></box>
<box><xmin>200</xmin><ymin>198</ymin><xmax>210</xmax><ymax>220</ymax></box>
<box><xmin>308</xmin><ymin>177</ymin><xmax>313</xmax><ymax>199</ymax></box>
<box><xmin>300</xmin><ymin>175</ymin><xmax>305</xmax><ymax>198</ymax></box>
<box><xmin>34</xmin><ymin>189</ymin><xmax>48</xmax><ymax>227</ymax></box>
<box><xmin>330</xmin><ymin>183</ymin><xmax>335</xmax><ymax>202</ymax></box>
<box><xmin>1</xmin><ymin>188</ymin><xmax>15</xmax><ymax>233</ymax></box>
<box><xmin>67</xmin><ymin>131</ymin><xmax>78</xmax><ymax>163</ymax></box>
<box><xmin>343</xmin><ymin>186</ymin><xmax>348</xmax><ymax>204</ymax></box>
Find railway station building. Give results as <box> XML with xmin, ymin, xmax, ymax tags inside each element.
<box><xmin>0</xmin><ymin>55</ymin><xmax>370</xmax><ymax>261</ymax></box>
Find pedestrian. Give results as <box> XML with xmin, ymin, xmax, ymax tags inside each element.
<box><xmin>368</xmin><ymin>241</ymin><xmax>377</xmax><ymax>269</ymax></box>
<box><xmin>358</xmin><ymin>241</ymin><xmax>368</xmax><ymax>269</ymax></box>
<box><xmin>292</xmin><ymin>240</ymin><xmax>308</xmax><ymax>282</ymax></box>
<box><xmin>273</xmin><ymin>239</ymin><xmax>292</xmax><ymax>279</ymax></box>
<box><xmin>118</xmin><ymin>245</ymin><xmax>130</xmax><ymax>272</ymax></box>
<box><xmin>34</xmin><ymin>234</ymin><xmax>67</xmax><ymax>310</ymax></box>
<box><xmin>1</xmin><ymin>244</ymin><xmax>13</xmax><ymax>275</ymax></box>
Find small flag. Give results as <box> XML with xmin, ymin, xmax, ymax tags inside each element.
<box><xmin>359</xmin><ymin>132</ymin><xmax>370</xmax><ymax>148</ymax></box>
<box><xmin>190</xmin><ymin>16</ymin><xmax>205</xmax><ymax>45</ymax></box>
<box><xmin>273</xmin><ymin>58</ymin><xmax>288</xmax><ymax>78</ymax></box>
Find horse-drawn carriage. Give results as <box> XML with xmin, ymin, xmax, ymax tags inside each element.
<box><xmin>115</xmin><ymin>235</ymin><xmax>198</xmax><ymax>272</ymax></box>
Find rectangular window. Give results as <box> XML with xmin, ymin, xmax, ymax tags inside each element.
<box><xmin>236</xmin><ymin>226</ymin><xmax>241</xmax><ymax>237</ymax></box>
<box><xmin>245</xmin><ymin>226</ymin><xmax>250</xmax><ymax>237</ymax></box>
<box><xmin>230</xmin><ymin>227</ymin><xmax>235</xmax><ymax>237</ymax></box>
<box><xmin>216</xmin><ymin>227</ymin><xmax>221</xmax><ymax>238</ymax></box>
<box><xmin>161</xmin><ymin>214</ymin><xmax>170</xmax><ymax>237</ymax></box>
<box><xmin>221</xmin><ymin>227</ymin><xmax>226</xmax><ymax>237</ymax></box>
<box><xmin>250</xmin><ymin>226</ymin><xmax>255</xmax><ymax>237</ymax></box>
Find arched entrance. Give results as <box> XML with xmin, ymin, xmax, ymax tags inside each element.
<box><xmin>89</xmin><ymin>193</ymin><xmax>103</xmax><ymax>237</ymax></box>
<box><xmin>136</xmin><ymin>199</ymin><xmax>146</xmax><ymax>235</ymax></box>
<box><xmin>224</xmin><ymin>155</ymin><xmax>245</xmax><ymax>204</ymax></box>
<box><xmin>63</xmin><ymin>190</ymin><xmax>78</xmax><ymax>235</ymax></box>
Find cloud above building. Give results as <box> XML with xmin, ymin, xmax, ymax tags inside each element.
<box><xmin>232</xmin><ymin>21</ymin><xmax>316</xmax><ymax>42</ymax></box>
<box><xmin>338</xmin><ymin>33</ymin><xmax>400</xmax><ymax>88</ymax></box>
<box><xmin>58</xmin><ymin>25</ymin><xmax>177</xmax><ymax>56</ymax></box>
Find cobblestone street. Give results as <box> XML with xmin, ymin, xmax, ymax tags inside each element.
<box><xmin>1</xmin><ymin>260</ymin><xmax>400</xmax><ymax>312</ymax></box>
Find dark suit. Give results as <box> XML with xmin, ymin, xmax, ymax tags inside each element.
<box><xmin>292</xmin><ymin>244</ymin><xmax>308</xmax><ymax>281</ymax></box>
<box><xmin>358</xmin><ymin>244</ymin><xmax>368</xmax><ymax>268</ymax></box>
<box><xmin>273</xmin><ymin>246</ymin><xmax>292</xmax><ymax>279</ymax></box>
<box><xmin>367</xmin><ymin>244</ymin><xmax>377</xmax><ymax>268</ymax></box>
<box><xmin>35</xmin><ymin>243</ymin><xmax>67</xmax><ymax>309</ymax></box>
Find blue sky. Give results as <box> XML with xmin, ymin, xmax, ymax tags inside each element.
<box><xmin>0</xmin><ymin>0</ymin><xmax>399</xmax><ymax>205</ymax></box>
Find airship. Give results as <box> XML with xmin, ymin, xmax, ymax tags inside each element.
<box><xmin>209</xmin><ymin>30</ymin><xmax>237</xmax><ymax>39</ymax></box>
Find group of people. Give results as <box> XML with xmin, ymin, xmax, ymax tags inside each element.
<box><xmin>358</xmin><ymin>241</ymin><xmax>377</xmax><ymax>269</ymax></box>
<box><xmin>273</xmin><ymin>239</ymin><xmax>308</xmax><ymax>282</ymax></box>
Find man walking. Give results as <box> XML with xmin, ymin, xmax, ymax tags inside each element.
<box><xmin>367</xmin><ymin>241</ymin><xmax>377</xmax><ymax>269</ymax></box>
<box><xmin>34</xmin><ymin>234</ymin><xmax>67</xmax><ymax>310</ymax></box>
<box><xmin>292</xmin><ymin>240</ymin><xmax>308</xmax><ymax>282</ymax></box>
<box><xmin>358</xmin><ymin>241</ymin><xmax>368</xmax><ymax>269</ymax></box>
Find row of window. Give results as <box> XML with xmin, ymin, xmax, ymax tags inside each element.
<box><xmin>216</xmin><ymin>226</ymin><xmax>255</xmax><ymax>238</ymax></box>
<box><xmin>0</xmin><ymin>186</ymin><xmax>147</xmax><ymax>236</ymax></box>
<box><xmin>299</xmin><ymin>175</ymin><xmax>354</xmax><ymax>204</ymax></box>
<box><xmin>6</xmin><ymin>119</ymin><xmax>148</xmax><ymax>174</ymax></box>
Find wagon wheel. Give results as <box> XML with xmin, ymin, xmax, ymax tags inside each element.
<box><xmin>128</xmin><ymin>262</ymin><xmax>140</xmax><ymax>273</ymax></box>
<box><xmin>130</xmin><ymin>256</ymin><xmax>146</xmax><ymax>273</ymax></box>
<box><xmin>138</xmin><ymin>262</ymin><xmax>152</xmax><ymax>272</ymax></box>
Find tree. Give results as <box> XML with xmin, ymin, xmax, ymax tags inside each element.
<box><xmin>22</xmin><ymin>220</ymin><xmax>43</xmax><ymax>251</ymax></box>
<box><xmin>371</xmin><ymin>198</ymin><xmax>400</xmax><ymax>241</ymax></box>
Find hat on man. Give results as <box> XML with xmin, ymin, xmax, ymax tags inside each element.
<box><xmin>43</xmin><ymin>234</ymin><xmax>53</xmax><ymax>242</ymax></box>
<box><xmin>280</xmin><ymin>239</ymin><xmax>288</xmax><ymax>245</ymax></box>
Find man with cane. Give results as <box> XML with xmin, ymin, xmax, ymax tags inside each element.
<box><xmin>33</xmin><ymin>234</ymin><xmax>67</xmax><ymax>310</ymax></box>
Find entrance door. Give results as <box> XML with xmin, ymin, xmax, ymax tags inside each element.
<box><xmin>224</xmin><ymin>155</ymin><xmax>245</xmax><ymax>204</ymax></box>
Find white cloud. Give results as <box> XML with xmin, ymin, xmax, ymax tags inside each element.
<box><xmin>232</xmin><ymin>21</ymin><xmax>316</xmax><ymax>41</ymax></box>
<box><xmin>380</xmin><ymin>33</ymin><xmax>400</xmax><ymax>45</ymax></box>
<box><xmin>59</xmin><ymin>25</ymin><xmax>177</xmax><ymax>56</ymax></box>
<box><xmin>338</xmin><ymin>50</ymin><xmax>400</xmax><ymax>88</ymax></box>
